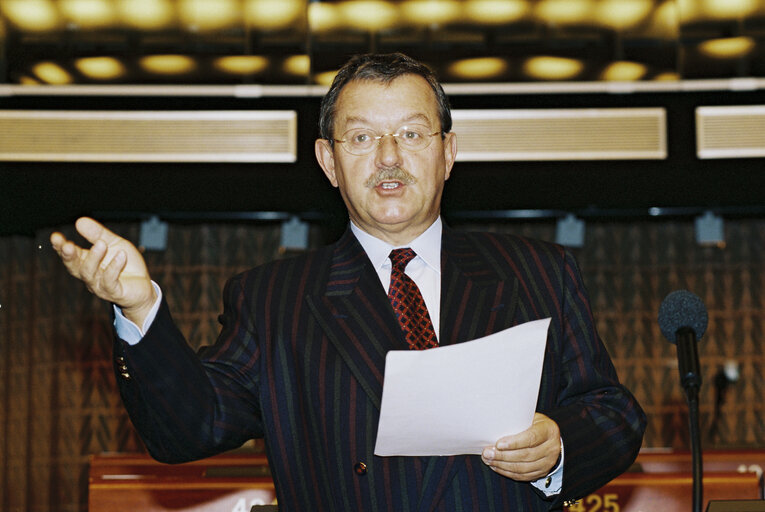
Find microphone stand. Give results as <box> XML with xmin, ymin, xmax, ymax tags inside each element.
<box><xmin>676</xmin><ymin>327</ymin><xmax>703</xmax><ymax>512</ymax></box>
<box><xmin>686</xmin><ymin>385</ymin><xmax>702</xmax><ymax>512</ymax></box>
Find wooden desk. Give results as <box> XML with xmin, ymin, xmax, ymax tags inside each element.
<box><xmin>89</xmin><ymin>453</ymin><xmax>276</xmax><ymax>512</ymax></box>
<box><xmin>636</xmin><ymin>449</ymin><xmax>765</xmax><ymax>476</ymax></box>
<box><xmin>565</xmin><ymin>471</ymin><xmax>762</xmax><ymax>512</ymax></box>
<box><xmin>89</xmin><ymin>451</ymin><xmax>765</xmax><ymax>512</ymax></box>
<box><xmin>562</xmin><ymin>450</ymin><xmax>765</xmax><ymax>512</ymax></box>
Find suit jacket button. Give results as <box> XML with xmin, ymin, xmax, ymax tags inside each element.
<box><xmin>353</xmin><ymin>462</ymin><xmax>367</xmax><ymax>475</ymax></box>
<box><xmin>120</xmin><ymin>372</ymin><xmax>131</xmax><ymax>380</ymax></box>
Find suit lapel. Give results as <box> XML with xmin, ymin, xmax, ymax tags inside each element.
<box><xmin>306</xmin><ymin>226</ymin><xmax>521</xmax><ymax>408</ymax></box>
<box><xmin>439</xmin><ymin>226</ymin><xmax>520</xmax><ymax>345</ymax></box>
<box><xmin>305</xmin><ymin>229</ymin><xmax>408</xmax><ymax>410</ymax></box>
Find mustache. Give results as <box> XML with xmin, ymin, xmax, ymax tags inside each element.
<box><xmin>364</xmin><ymin>167</ymin><xmax>416</xmax><ymax>188</ymax></box>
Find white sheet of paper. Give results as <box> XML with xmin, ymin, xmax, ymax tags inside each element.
<box><xmin>374</xmin><ymin>317</ymin><xmax>551</xmax><ymax>457</ymax></box>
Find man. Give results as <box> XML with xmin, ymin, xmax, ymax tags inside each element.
<box><xmin>51</xmin><ymin>53</ymin><xmax>645</xmax><ymax>511</ymax></box>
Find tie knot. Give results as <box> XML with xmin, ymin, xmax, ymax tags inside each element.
<box><xmin>389</xmin><ymin>248</ymin><xmax>416</xmax><ymax>270</ymax></box>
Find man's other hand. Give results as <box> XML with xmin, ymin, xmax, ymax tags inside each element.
<box><xmin>481</xmin><ymin>412</ymin><xmax>561</xmax><ymax>481</ymax></box>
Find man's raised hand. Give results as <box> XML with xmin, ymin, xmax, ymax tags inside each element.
<box><xmin>50</xmin><ymin>217</ymin><xmax>157</xmax><ymax>327</ymax></box>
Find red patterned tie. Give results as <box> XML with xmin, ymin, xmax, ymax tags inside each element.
<box><xmin>387</xmin><ymin>248</ymin><xmax>438</xmax><ymax>350</ymax></box>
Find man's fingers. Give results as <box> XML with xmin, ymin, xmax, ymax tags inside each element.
<box><xmin>481</xmin><ymin>413</ymin><xmax>561</xmax><ymax>482</ymax></box>
<box><xmin>102</xmin><ymin>250</ymin><xmax>127</xmax><ymax>294</ymax></box>
<box><xmin>481</xmin><ymin>449</ymin><xmax>552</xmax><ymax>482</ymax></box>
<box><xmin>482</xmin><ymin>445</ymin><xmax>547</xmax><ymax>466</ymax></box>
<box><xmin>75</xmin><ymin>217</ymin><xmax>120</xmax><ymax>246</ymax></box>
<box><xmin>495</xmin><ymin>413</ymin><xmax>559</xmax><ymax>450</ymax></box>
<box><xmin>51</xmin><ymin>233</ymin><xmax>76</xmax><ymax>259</ymax></box>
<box><xmin>481</xmin><ymin>451</ymin><xmax>547</xmax><ymax>481</ymax></box>
<box><xmin>79</xmin><ymin>239</ymin><xmax>108</xmax><ymax>282</ymax></box>
<box><xmin>51</xmin><ymin>219</ymin><xmax>153</xmax><ymax>312</ymax></box>
<box><xmin>50</xmin><ymin>231</ymin><xmax>64</xmax><ymax>250</ymax></box>
<box><xmin>50</xmin><ymin>234</ymin><xmax>86</xmax><ymax>279</ymax></box>
<box><xmin>497</xmin><ymin>431</ymin><xmax>537</xmax><ymax>451</ymax></box>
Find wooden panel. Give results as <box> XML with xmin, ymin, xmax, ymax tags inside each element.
<box><xmin>89</xmin><ymin>480</ymin><xmax>276</xmax><ymax>512</ymax></box>
<box><xmin>89</xmin><ymin>452</ymin><xmax>272</xmax><ymax>479</ymax></box>
<box><xmin>635</xmin><ymin>450</ymin><xmax>765</xmax><ymax>476</ymax></box>
<box><xmin>89</xmin><ymin>451</ymin><xmax>765</xmax><ymax>512</ymax></box>
<box><xmin>565</xmin><ymin>472</ymin><xmax>762</xmax><ymax>512</ymax></box>
<box><xmin>89</xmin><ymin>453</ymin><xmax>276</xmax><ymax>512</ymax></box>
<box><xmin>563</xmin><ymin>450</ymin><xmax>765</xmax><ymax>512</ymax></box>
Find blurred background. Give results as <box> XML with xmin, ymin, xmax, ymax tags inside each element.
<box><xmin>1</xmin><ymin>0</ymin><xmax>765</xmax><ymax>235</ymax></box>
<box><xmin>1</xmin><ymin>0</ymin><xmax>764</xmax><ymax>85</ymax></box>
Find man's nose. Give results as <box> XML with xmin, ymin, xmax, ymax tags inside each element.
<box><xmin>375</xmin><ymin>134</ymin><xmax>402</xmax><ymax>164</ymax></box>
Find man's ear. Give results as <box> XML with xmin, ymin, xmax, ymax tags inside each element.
<box><xmin>315</xmin><ymin>138</ymin><xmax>338</xmax><ymax>188</ymax></box>
<box><xmin>442</xmin><ymin>131</ymin><xmax>457</xmax><ymax>181</ymax></box>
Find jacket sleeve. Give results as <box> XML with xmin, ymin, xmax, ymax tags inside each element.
<box><xmin>113</xmin><ymin>273</ymin><xmax>264</xmax><ymax>463</ymax></box>
<box><xmin>543</xmin><ymin>249</ymin><xmax>646</xmax><ymax>507</ymax></box>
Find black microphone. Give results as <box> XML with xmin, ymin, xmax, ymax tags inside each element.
<box><xmin>658</xmin><ymin>289</ymin><xmax>708</xmax><ymax>512</ymax></box>
<box><xmin>658</xmin><ymin>290</ymin><xmax>708</xmax><ymax>395</ymax></box>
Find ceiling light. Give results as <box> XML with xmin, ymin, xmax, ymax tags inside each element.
<box><xmin>117</xmin><ymin>0</ymin><xmax>174</xmax><ymax>30</ymax></box>
<box><xmin>448</xmin><ymin>57</ymin><xmax>508</xmax><ymax>80</ymax></box>
<box><xmin>1</xmin><ymin>0</ymin><xmax>59</xmax><ymax>31</ymax></box>
<box><xmin>246</xmin><ymin>0</ymin><xmax>303</xmax><ymax>30</ymax></box>
<box><xmin>308</xmin><ymin>2</ymin><xmax>342</xmax><ymax>33</ymax></box>
<box><xmin>535</xmin><ymin>0</ymin><xmax>592</xmax><ymax>25</ymax></box>
<box><xmin>595</xmin><ymin>0</ymin><xmax>652</xmax><ymax>30</ymax></box>
<box><xmin>464</xmin><ymin>0</ymin><xmax>528</xmax><ymax>25</ymax></box>
<box><xmin>676</xmin><ymin>0</ymin><xmax>702</xmax><ymax>22</ymax></box>
<box><xmin>75</xmin><ymin>57</ymin><xmax>126</xmax><ymax>80</ymax></box>
<box><xmin>339</xmin><ymin>1</ymin><xmax>398</xmax><ymax>31</ymax></box>
<box><xmin>600</xmin><ymin>61</ymin><xmax>647</xmax><ymax>81</ymax></box>
<box><xmin>698</xmin><ymin>36</ymin><xmax>756</xmax><ymax>59</ymax></box>
<box><xmin>33</xmin><ymin>62</ymin><xmax>74</xmax><ymax>84</ymax></box>
<box><xmin>523</xmin><ymin>56</ymin><xmax>584</xmax><ymax>80</ymax></box>
<box><xmin>283</xmin><ymin>55</ymin><xmax>310</xmax><ymax>77</ymax></box>
<box><xmin>179</xmin><ymin>0</ymin><xmax>239</xmax><ymax>31</ymax></box>
<box><xmin>401</xmin><ymin>0</ymin><xmax>462</xmax><ymax>26</ymax></box>
<box><xmin>60</xmin><ymin>0</ymin><xmax>116</xmax><ymax>28</ymax></box>
<box><xmin>140</xmin><ymin>55</ymin><xmax>197</xmax><ymax>75</ymax></box>
<box><xmin>654</xmin><ymin>71</ymin><xmax>680</xmax><ymax>81</ymax></box>
<box><xmin>649</xmin><ymin>0</ymin><xmax>679</xmax><ymax>39</ymax></box>
<box><xmin>214</xmin><ymin>56</ymin><xmax>270</xmax><ymax>75</ymax></box>
<box><xmin>702</xmin><ymin>0</ymin><xmax>758</xmax><ymax>19</ymax></box>
<box><xmin>19</xmin><ymin>75</ymin><xmax>42</xmax><ymax>85</ymax></box>
<box><xmin>314</xmin><ymin>70</ymin><xmax>338</xmax><ymax>86</ymax></box>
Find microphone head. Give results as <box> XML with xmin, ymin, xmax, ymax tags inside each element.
<box><xmin>658</xmin><ymin>290</ymin><xmax>708</xmax><ymax>344</ymax></box>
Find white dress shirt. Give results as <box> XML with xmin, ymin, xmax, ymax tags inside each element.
<box><xmin>350</xmin><ymin>218</ymin><xmax>442</xmax><ymax>340</ymax></box>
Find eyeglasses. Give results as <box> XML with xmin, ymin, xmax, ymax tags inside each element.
<box><xmin>333</xmin><ymin>124</ymin><xmax>442</xmax><ymax>155</ymax></box>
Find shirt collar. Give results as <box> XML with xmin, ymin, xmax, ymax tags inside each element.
<box><xmin>350</xmin><ymin>218</ymin><xmax>442</xmax><ymax>274</ymax></box>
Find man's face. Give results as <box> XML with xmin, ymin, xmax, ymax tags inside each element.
<box><xmin>315</xmin><ymin>74</ymin><xmax>457</xmax><ymax>245</ymax></box>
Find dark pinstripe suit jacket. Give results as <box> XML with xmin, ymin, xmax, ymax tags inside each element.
<box><xmin>115</xmin><ymin>226</ymin><xmax>646</xmax><ymax>511</ymax></box>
